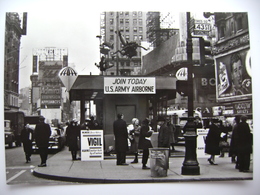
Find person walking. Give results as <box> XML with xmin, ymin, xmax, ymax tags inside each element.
<box><xmin>66</xmin><ymin>119</ymin><xmax>81</xmax><ymax>160</ymax></box>
<box><xmin>34</xmin><ymin>116</ymin><xmax>51</xmax><ymax>167</ymax></box>
<box><xmin>138</xmin><ymin>118</ymin><xmax>153</xmax><ymax>169</ymax></box>
<box><xmin>128</xmin><ymin>118</ymin><xmax>141</xmax><ymax>163</ymax></box>
<box><xmin>236</xmin><ymin>115</ymin><xmax>253</xmax><ymax>172</ymax></box>
<box><xmin>205</xmin><ymin>119</ymin><xmax>221</xmax><ymax>165</ymax></box>
<box><xmin>20</xmin><ymin>123</ymin><xmax>34</xmax><ymax>163</ymax></box>
<box><xmin>113</xmin><ymin>113</ymin><xmax>129</xmax><ymax>165</ymax></box>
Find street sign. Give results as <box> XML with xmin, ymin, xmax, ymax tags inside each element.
<box><xmin>191</xmin><ymin>19</ymin><xmax>211</xmax><ymax>36</ymax></box>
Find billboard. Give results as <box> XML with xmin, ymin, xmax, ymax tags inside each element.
<box><xmin>215</xmin><ymin>49</ymin><xmax>251</xmax><ymax>102</ymax></box>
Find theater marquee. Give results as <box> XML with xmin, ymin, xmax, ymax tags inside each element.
<box><xmin>104</xmin><ymin>77</ymin><xmax>156</xmax><ymax>94</ymax></box>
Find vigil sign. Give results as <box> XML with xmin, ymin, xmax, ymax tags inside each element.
<box><xmin>104</xmin><ymin>77</ymin><xmax>156</xmax><ymax>94</ymax></box>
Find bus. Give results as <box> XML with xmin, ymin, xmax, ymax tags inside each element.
<box><xmin>4</xmin><ymin>111</ymin><xmax>25</xmax><ymax>146</ymax></box>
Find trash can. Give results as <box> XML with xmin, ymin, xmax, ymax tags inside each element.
<box><xmin>149</xmin><ymin>148</ymin><xmax>170</xmax><ymax>177</ymax></box>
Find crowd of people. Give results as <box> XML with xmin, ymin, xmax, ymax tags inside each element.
<box><xmin>204</xmin><ymin>115</ymin><xmax>253</xmax><ymax>172</ymax></box>
<box><xmin>19</xmin><ymin>113</ymin><xmax>253</xmax><ymax>173</ymax></box>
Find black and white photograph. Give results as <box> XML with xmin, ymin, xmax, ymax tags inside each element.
<box><xmin>1</xmin><ymin>0</ymin><xmax>260</xmax><ymax>194</ymax></box>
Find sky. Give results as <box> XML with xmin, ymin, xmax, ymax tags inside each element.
<box><xmin>18</xmin><ymin>7</ymin><xmax>102</xmax><ymax>89</ymax></box>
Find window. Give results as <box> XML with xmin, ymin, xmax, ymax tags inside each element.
<box><xmin>125</xmin><ymin>27</ymin><xmax>129</xmax><ymax>32</ymax></box>
<box><xmin>110</xmin><ymin>27</ymin><xmax>114</xmax><ymax>32</ymax></box>
<box><xmin>110</xmin><ymin>18</ymin><xmax>114</xmax><ymax>25</ymax></box>
<box><xmin>110</xmin><ymin>12</ymin><xmax>114</xmax><ymax>16</ymax></box>
<box><xmin>133</xmin><ymin>11</ymin><xmax>137</xmax><ymax>17</ymax></box>
<box><xmin>125</xmin><ymin>12</ymin><xmax>129</xmax><ymax>17</ymax></box>
<box><xmin>139</xmin><ymin>27</ymin><xmax>143</xmax><ymax>33</ymax></box>
<box><xmin>139</xmin><ymin>35</ymin><xmax>143</xmax><ymax>40</ymax></box>
<box><xmin>138</xmin><ymin>19</ymin><xmax>142</xmax><ymax>25</ymax></box>
<box><xmin>125</xmin><ymin>19</ymin><xmax>129</xmax><ymax>25</ymax></box>
<box><xmin>133</xmin><ymin>19</ymin><xmax>137</xmax><ymax>25</ymax></box>
<box><xmin>120</xmin><ymin>18</ymin><xmax>124</xmax><ymax>24</ymax></box>
<box><xmin>125</xmin><ymin>35</ymin><xmax>130</xmax><ymax>41</ymax></box>
<box><xmin>138</xmin><ymin>12</ymin><xmax>142</xmax><ymax>17</ymax></box>
<box><xmin>134</xmin><ymin>35</ymin><xmax>138</xmax><ymax>41</ymax></box>
<box><xmin>120</xmin><ymin>26</ymin><xmax>124</xmax><ymax>32</ymax></box>
<box><xmin>110</xmin><ymin>35</ymin><xmax>114</xmax><ymax>41</ymax></box>
<box><xmin>133</xmin><ymin>27</ymin><xmax>137</xmax><ymax>33</ymax></box>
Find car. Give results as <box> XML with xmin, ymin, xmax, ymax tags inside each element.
<box><xmin>32</xmin><ymin>127</ymin><xmax>66</xmax><ymax>151</ymax></box>
<box><xmin>4</xmin><ymin>120</ymin><xmax>15</xmax><ymax>148</ymax></box>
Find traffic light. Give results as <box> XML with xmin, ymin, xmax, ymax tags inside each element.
<box><xmin>176</xmin><ymin>80</ymin><xmax>189</xmax><ymax>96</ymax></box>
<box><xmin>199</xmin><ymin>37</ymin><xmax>214</xmax><ymax>65</ymax></box>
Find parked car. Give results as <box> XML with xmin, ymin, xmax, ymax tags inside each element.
<box><xmin>4</xmin><ymin>120</ymin><xmax>15</xmax><ymax>148</ymax></box>
<box><xmin>32</xmin><ymin>126</ymin><xmax>66</xmax><ymax>151</ymax></box>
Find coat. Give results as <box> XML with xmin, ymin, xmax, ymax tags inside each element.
<box><xmin>228</xmin><ymin>124</ymin><xmax>238</xmax><ymax>157</ymax></box>
<box><xmin>138</xmin><ymin>122</ymin><xmax>153</xmax><ymax>150</ymax></box>
<box><xmin>20</xmin><ymin>127</ymin><xmax>34</xmax><ymax>153</ymax></box>
<box><xmin>66</xmin><ymin>123</ymin><xmax>80</xmax><ymax>151</ymax></box>
<box><xmin>34</xmin><ymin>122</ymin><xmax>51</xmax><ymax>148</ymax></box>
<box><xmin>113</xmin><ymin>118</ymin><xmax>129</xmax><ymax>152</ymax></box>
<box><xmin>236</xmin><ymin>122</ymin><xmax>253</xmax><ymax>154</ymax></box>
<box><xmin>158</xmin><ymin>123</ymin><xmax>171</xmax><ymax>147</ymax></box>
<box><xmin>205</xmin><ymin>123</ymin><xmax>221</xmax><ymax>155</ymax></box>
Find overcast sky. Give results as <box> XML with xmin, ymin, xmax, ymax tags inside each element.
<box><xmin>18</xmin><ymin>9</ymin><xmax>102</xmax><ymax>89</ymax></box>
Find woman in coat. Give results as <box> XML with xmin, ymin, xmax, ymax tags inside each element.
<box><xmin>205</xmin><ymin>120</ymin><xmax>221</xmax><ymax>165</ymax></box>
<box><xmin>128</xmin><ymin>118</ymin><xmax>141</xmax><ymax>163</ymax></box>
<box><xmin>138</xmin><ymin>118</ymin><xmax>153</xmax><ymax>169</ymax></box>
<box><xmin>66</xmin><ymin>119</ymin><xmax>80</xmax><ymax>160</ymax></box>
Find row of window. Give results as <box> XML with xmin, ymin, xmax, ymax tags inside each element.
<box><xmin>109</xmin><ymin>26</ymin><xmax>143</xmax><ymax>33</ymax></box>
<box><xmin>109</xmin><ymin>11</ymin><xmax>143</xmax><ymax>17</ymax></box>
<box><xmin>109</xmin><ymin>18</ymin><xmax>143</xmax><ymax>26</ymax></box>
<box><xmin>109</xmin><ymin>34</ymin><xmax>143</xmax><ymax>41</ymax></box>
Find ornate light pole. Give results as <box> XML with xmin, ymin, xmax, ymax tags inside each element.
<box><xmin>181</xmin><ymin>12</ymin><xmax>200</xmax><ymax>175</ymax></box>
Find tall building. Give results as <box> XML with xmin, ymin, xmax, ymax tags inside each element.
<box><xmin>4</xmin><ymin>12</ymin><xmax>27</xmax><ymax>111</ymax></box>
<box><xmin>30</xmin><ymin>47</ymin><xmax>70</xmax><ymax>124</ymax></box>
<box><xmin>99</xmin><ymin>11</ymin><xmax>147</xmax><ymax>76</ymax></box>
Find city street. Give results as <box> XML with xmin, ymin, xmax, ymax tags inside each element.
<box><xmin>5</xmin><ymin>144</ymin><xmax>77</xmax><ymax>185</ymax></box>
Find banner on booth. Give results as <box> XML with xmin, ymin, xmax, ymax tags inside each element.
<box><xmin>104</xmin><ymin>77</ymin><xmax>156</xmax><ymax>94</ymax></box>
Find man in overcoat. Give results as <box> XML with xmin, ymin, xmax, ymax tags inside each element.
<box><xmin>34</xmin><ymin>116</ymin><xmax>51</xmax><ymax>167</ymax></box>
<box><xmin>113</xmin><ymin>113</ymin><xmax>129</xmax><ymax>165</ymax></box>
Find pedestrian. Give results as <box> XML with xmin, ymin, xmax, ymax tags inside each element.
<box><xmin>219</xmin><ymin>117</ymin><xmax>232</xmax><ymax>157</ymax></box>
<box><xmin>205</xmin><ymin>119</ymin><xmax>221</xmax><ymax>165</ymax></box>
<box><xmin>128</xmin><ymin>118</ymin><xmax>141</xmax><ymax>163</ymax></box>
<box><xmin>113</xmin><ymin>113</ymin><xmax>129</xmax><ymax>165</ymax></box>
<box><xmin>228</xmin><ymin>116</ymin><xmax>240</xmax><ymax>168</ymax></box>
<box><xmin>138</xmin><ymin>118</ymin><xmax>153</xmax><ymax>169</ymax></box>
<box><xmin>66</xmin><ymin>119</ymin><xmax>81</xmax><ymax>160</ymax></box>
<box><xmin>158</xmin><ymin>117</ymin><xmax>171</xmax><ymax>148</ymax></box>
<box><xmin>34</xmin><ymin>116</ymin><xmax>51</xmax><ymax>167</ymax></box>
<box><xmin>236</xmin><ymin>115</ymin><xmax>253</xmax><ymax>172</ymax></box>
<box><xmin>20</xmin><ymin>123</ymin><xmax>34</xmax><ymax>163</ymax></box>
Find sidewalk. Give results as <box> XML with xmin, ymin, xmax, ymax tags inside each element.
<box><xmin>32</xmin><ymin>147</ymin><xmax>253</xmax><ymax>183</ymax></box>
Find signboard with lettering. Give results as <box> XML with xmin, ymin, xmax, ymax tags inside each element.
<box><xmin>81</xmin><ymin>130</ymin><xmax>104</xmax><ymax>161</ymax></box>
<box><xmin>190</xmin><ymin>19</ymin><xmax>211</xmax><ymax>36</ymax></box>
<box><xmin>215</xmin><ymin>49</ymin><xmax>252</xmax><ymax>102</ymax></box>
<box><xmin>197</xmin><ymin>128</ymin><xmax>209</xmax><ymax>158</ymax></box>
<box><xmin>104</xmin><ymin>77</ymin><xmax>156</xmax><ymax>94</ymax></box>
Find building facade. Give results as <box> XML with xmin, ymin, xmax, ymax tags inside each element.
<box><xmin>99</xmin><ymin>11</ymin><xmax>147</xmax><ymax>76</ymax></box>
<box><xmin>30</xmin><ymin>47</ymin><xmax>71</xmax><ymax>124</ymax></box>
<box><xmin>212</xmin><ymin>12</ymin><xmax>252</xmax><ymax>118</ymax></box>
<box><xmin>4</xmin><ymin>12</ymin><xmax>27</xmax><ymax>111</ymax></box>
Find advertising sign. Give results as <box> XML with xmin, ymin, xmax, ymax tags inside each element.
<box><xmin>215</xmin><ymin>49</ymin><xmax>252</xmax><ymax>102</ymax></box>
<box><xmin>104</xmin><ymin>77</ymin><xmax>156</xmax><ymax>94</ymax></box>
<box><xmin>81</xmin><ymin>130</ymin><xmax>104</xmax><ymax>161</ymax></box>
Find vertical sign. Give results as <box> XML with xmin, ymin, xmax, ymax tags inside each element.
<box><xmin>196</xmin><ymin>128</ymin><xmax>209</xmax><ymax>158</ymax></box>
<box><xmin>81</xmin><ymin>130</ymin><xmax>104</xmax><ymax>161</ymax></box>
<box><xmin>33</xmin><ymin>55</ymin><xmax>37</xmax><ymax>73</ymax></box>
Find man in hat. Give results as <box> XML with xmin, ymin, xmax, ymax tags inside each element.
<box><xmin>34</xmin><ymin>116</ymin><xmax>51</xmax><ymax>167</ymax></box>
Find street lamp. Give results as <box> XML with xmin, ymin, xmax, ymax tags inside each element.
<box><xmin>181</xmin><ymin>12</ymin><xmax>200</xmax><ymax>175</ymax></box>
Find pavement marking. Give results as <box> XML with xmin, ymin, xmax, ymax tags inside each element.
<box><xmin>6</xmin><ymin>170</ymin><xmax>26</xmax><ymax>183</ymax></box>
<box><xmin>6</xmin><ymin>165</ymin><xmax>35</xmax><ymax>169</ymax></box>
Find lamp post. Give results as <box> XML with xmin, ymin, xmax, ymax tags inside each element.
<box><xmin>181</xmin><ymin>12</ymin><xmax>200</xmax><ymax>175</ymax></box>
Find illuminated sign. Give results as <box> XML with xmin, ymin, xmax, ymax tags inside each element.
<box><xmin>81</xmin><ymin>130</ymin><xmax>104</xmax><ymax>161</ymax></box>
<box><xmin>215</xmin><ymin>49</ymin><xmax>252</xmax><ymax>102</ymax></box>
<box><xmin>104</xmin><ymin>77</ymin><xmax>156</xmax><ymax>94</ymax></box>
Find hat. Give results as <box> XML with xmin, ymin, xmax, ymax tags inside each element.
<box><xmin>39</xmin><ymin>116</ymin><xmax>45</xmax><ymax>120</ymax></box>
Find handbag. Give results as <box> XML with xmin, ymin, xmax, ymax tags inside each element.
<box><xmin>219</xmin><ymin>140</ymin><xmax>229</xmax><ymax>147</ymax></box>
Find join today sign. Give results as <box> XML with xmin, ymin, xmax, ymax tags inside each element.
<box><xmin>81</xmin><ymin>130</ymin><xmax>104</xmax><ymax>161</ymax></box>
<box><xmin>104</xmin><ymin>77</ymin><xmax>156</xmax><ymax>94</ymax></box>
